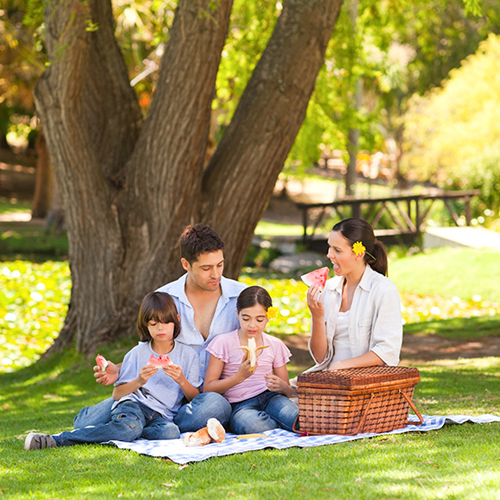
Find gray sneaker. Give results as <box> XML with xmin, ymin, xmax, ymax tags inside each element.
<box><xmin>24</xmin><ymin>432</ymin><xmax>58</xmax><ymax>450</ymax></box>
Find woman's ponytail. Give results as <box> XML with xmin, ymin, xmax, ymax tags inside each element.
<box><xmin>368</xmin><ymin>240</ymin><xmax>388</xmax><ymax>276</ymax></box>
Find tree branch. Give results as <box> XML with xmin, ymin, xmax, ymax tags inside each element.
<box><xmin>202</xmin><ymin>0</ymin><xmax>344</xmax><ymax>277</ymax></box>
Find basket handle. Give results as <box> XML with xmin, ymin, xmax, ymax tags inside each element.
<box><xmin>399</xmin><ymin>389</ymin><xmax>424</xmax><ymax>426</ymax></box>
<box><xmin>354</xmin><ymin>393</ymin><xmax>375</xmax><ymax>435</ymax></box>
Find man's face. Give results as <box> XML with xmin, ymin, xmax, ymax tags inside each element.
<box><xmin>182</xmin><ymin>250</ymin><xmax>224</xmax><ymax>292</ymax></box>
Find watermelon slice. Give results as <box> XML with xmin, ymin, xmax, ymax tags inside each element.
<box><xmin>300</xmin><ymin>266</ymin><xmax>329</xmax><ymax>291</ymax></box>
<box><xmin>147</xmin><ymin>354</ymin><xmax>172</xmax><ymax>368</ymax></box>
<box><xmin>95</xmin><ymin>354</ymin><xmax>109</xmax><ymax>372</ymax></box>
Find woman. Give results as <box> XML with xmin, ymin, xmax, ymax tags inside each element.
<box><xmin>306</xmin><ymin>218</ymin><xmax>402</xmax><ymax>372</ymax></box>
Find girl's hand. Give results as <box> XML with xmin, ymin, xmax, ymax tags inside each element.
<box><xmin>163</xmin><ymin>363</ymin><xmax>183</xmax><ymax>383</ymax></box>
<box><xmin>94</xmin><ymin>361</ymin><xmax>119</xmax><ymax>386</ymax></box>
<box><xmin>306</xmin><ymin>284</ymin><xmax>324</xmax><ymax>318</ymax></box>
<box><xmin>236</xmin><ymin>356</ymin><xmax>254</xmax><ymax>381</ymax></box>
<box><xmin>138</xmin><ymin>364</ymin><xmax>158</xmax><ymax>384</ymax></box>
<box><xmin>265</xmin><ymin>373</ymin><xmax>287</xmax><ymax>393</ymax></box>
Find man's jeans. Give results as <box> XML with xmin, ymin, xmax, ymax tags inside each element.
<box><xmin>229</xmin><ymin>390</ymin><xmax>299</xmax><ymax>434</ymax></box>
<box><xmin>56</xmin><ymin>400</ymin><xmax>180</xmax><ymax>446</ymax></box>
<box><xmin>73</xmin><ymin>392</ymin><xmax>232</xmax><ymax>433</ymax></box>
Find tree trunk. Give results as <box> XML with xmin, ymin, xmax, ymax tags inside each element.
<box><xmin>35</xmin><ymin>0</ymin><xmax>344</xmax><ymax>355</ymax></box>
<box><xmin>31</xmin><ymin>128</ymin><xmax>53</xmax><ymax>219</ymax></box>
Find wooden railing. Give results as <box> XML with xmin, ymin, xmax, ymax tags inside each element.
<box><xmin>296</xmin><ymin>190</ymin><xmax>482</xmax><ymax>246</ymax></box>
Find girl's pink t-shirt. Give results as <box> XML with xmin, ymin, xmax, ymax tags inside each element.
<box><xmin>206</xmin><ymin>330</ymin><xmax>292</xmax><ymax>403</ymax></box>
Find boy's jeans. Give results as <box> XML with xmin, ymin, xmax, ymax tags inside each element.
<box><xmin>57</xmin><ymin>400</ymin><xmax>179</xmax><ymax>446</ymax></box>
<box><xmin>73</xmin><ymin>392</ymin><xmax>232</xmax><ymax>432</ymax></box>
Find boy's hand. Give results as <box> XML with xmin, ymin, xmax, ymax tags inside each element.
<box><xmin>94</xmin><ymin>361</ymin><xmax>119</xmax><ymax>385</ymax></box>
<box><xmin>163</xmin><ymin>363</ymin><xmax>183</xmax><ymax>383</ymax></box>
<box><xmin>138</xmin><ymin>365</ymin><xmax>158</xmax><ymax>384</ymax></box>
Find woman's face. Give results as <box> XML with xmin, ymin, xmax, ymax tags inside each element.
<box><xmin>326</xmin><ymin>230</ymin><xmax>364</xmax><ymax>277</ymax></box>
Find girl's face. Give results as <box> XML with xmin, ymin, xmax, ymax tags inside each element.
<box><xmin>237</xmin><ymin>303</ymin><xmax>269</xmax><ymax>339</ymax></box>
<box><xmin>326</xmin><ymin>230</ymin><xmax>365</xmax><ymax>277</ymax></box>
<box><xmin>147</xmin><ymin>318</ymin><xmax>178</xmax><ymax>345</ymax></box>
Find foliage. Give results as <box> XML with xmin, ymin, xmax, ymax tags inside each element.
<box><xmin>0</xmin><ymin>224</ymin><xmax>69</xmax><ymax>257</ymax></box>
<box><xmin>404</xmin><ymin>33</ymin><xmax>500</xmax><ymax>212</ymax></box>
<box><xmin>0</xmin><ymin>260</ymin><xmax>70</xmax><ymax>372</ymax></box>
<box><xmin>1</xmin><ymin>349</ymin><xmax>500</xmax><ymax>499</ymax></box>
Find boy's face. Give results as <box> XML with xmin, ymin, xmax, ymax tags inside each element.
<box><xmin>182</xmin><ymin>250</ymin><xmax>224</xmax><ymax>292</ymax></box>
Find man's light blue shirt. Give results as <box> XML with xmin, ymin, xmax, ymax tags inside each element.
<box><xmin>156</xmin><ymin>274</ymin><xmax>247</xmax><ymax>378</ymax></box>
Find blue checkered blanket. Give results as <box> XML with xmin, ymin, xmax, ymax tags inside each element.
<box><xmin>107</xmin><ymin>414</ymin><xmax>500</xmax><ymax>464</ymax></box>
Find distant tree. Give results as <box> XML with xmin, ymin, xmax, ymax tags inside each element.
<box><xmin>403</xmin><ymin>33</ymin><xmax>500</xmax><ymax>214</ymax></box>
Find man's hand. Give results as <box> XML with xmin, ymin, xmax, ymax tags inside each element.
<box><xmin>94</xmin><ymin>361</ymin><xmax>119</xmax><ymax>386</ymax></box>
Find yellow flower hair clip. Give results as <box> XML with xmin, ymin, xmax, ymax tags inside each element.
<box><xmin>266</xmin><ymin>307</ymin><xmax>279</xmax><ymax>320</ymax></box>
<box><xmin>352</xmin><ymin>241</ymin><xmax>366</xmax><ymax>255</ymax></box>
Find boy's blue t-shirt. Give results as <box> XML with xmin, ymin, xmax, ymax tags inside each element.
<box><xmin>113</xmin><ymin>341</ymin><xmax>202</xmax><ymax>420</ymax></box>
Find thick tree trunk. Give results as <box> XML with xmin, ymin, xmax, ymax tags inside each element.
<box><xmin>31</xmin><ymin>128</ymin><xmax>53</xmax><ymax>219</ymax></box>
<box><xmin>36</xmin><ymin>0</ymin><xmax>343</xmax><ymax>355</ymax></box>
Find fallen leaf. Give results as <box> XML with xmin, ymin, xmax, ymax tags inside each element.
<box><xmin>178</xmin><ymin>464</ymin><xmax>189</xmax><ymax>470</ymax></box>
<box><xmin>162</xmin><ymin>483</ymin><xmax>175</xmax><ymax>487</ymax></box>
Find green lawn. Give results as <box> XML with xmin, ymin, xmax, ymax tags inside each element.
<box><xmin>390</xmin><ymin>247</ymin><xmax>500</xmax><ymax>302</ymax></box>
<box><xmin>1</xmin><ymin>347</ymin><xmax>499</xmax><ymax>499</ymax></box>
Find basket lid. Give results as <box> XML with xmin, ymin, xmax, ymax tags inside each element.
<box><xmin>297</xmin><ymin>366</ymin><xmax>420</xmax><ymax>389</ymax></box>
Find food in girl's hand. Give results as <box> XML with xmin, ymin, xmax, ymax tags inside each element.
<box><xmin>147</xmin><ymin>354</ymin><xmax>172</xmax><ymax>368</ymax></box>
<box><xmin>301</xmin><ymin>266</ymin><xmax>329</xmax><ymax>290</ymax></box>
<box><xmin>95</xmin><ymin>354</ymin><xmax>109</xmax><ymax>372</ymax></box>
<box><xmin>183</xmin><ymin>418</ymin><xmax>225</xmax><ymax>447</ymax></box>
<box><xmin>236</xmin><ymin>337</ymin><xmax>269</xmax><ymax>371</ymax></box>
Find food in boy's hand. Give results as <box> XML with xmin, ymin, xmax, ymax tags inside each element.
<box><xmin>301</xmin><ymin>266</ymin><xmax>329</xmax><ymax>290</ymax></box>
<box><xmin>147</xmin><ymin>354</ymin><xmax>172</xmax><ymax>368</ymax></box>
<box><xmin>183</xmin><ymin>418</ymin><xmax>225</xmax><ymax>447</ymax></box>
<box><xmin>95</xmin><ymin>354</ymin><xmax>109</xmax><ymax>372</ymax></box>
<box><xmin>236</xmin><ymin>337</ymin><xmax>270</xmax><ymax>371</ymax></box>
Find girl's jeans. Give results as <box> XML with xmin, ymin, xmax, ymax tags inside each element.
<box><xmin>230</xmin><ymin>390</ymin><xmax>299</xmax><ymax>434</ymax></box>
<box><xmin>57</xmin><ymin>400</ymin><xmax>180</xmax><ymax>446</ymax></box>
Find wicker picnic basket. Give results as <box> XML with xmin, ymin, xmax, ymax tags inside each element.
<box><xmin>295</xmin><ymin>366</ymin><xmax>423</xmax><ymax>435</ymax></box>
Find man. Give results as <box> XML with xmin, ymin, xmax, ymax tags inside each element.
<box><xmin>74</xmin><ymin>224</ymin><xmax>247</xmax><ymax>432</ymax></box>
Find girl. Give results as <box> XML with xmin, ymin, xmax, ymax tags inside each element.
<box><xmin>25</xmin><ymin>292</ymin><xmax>202</xmax><ymax>450</ymax></box>
<box><xmin>306</xmin><ymin>218</ymin><xmax>402</xmax><ymax>372</ymax></box>
<box><xmin>204</xmin><ymin>286</ymin><xmax>298</xmax><ymax>434</ymax></box>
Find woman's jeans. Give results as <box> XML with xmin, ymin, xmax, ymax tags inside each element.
<box><xmin>230</xmin><ymin>390</ymin><xmax>299</xmax><ymax>434</ymax></box>
<box><xmin>73</xmin><ymin>392</ymin><xmax>232</xmax><ymax>433</ymax></box>
<box><xmin>57</xmin><ymin>400</ymin><xmax>180</xmax><ymax>446</ymax></box>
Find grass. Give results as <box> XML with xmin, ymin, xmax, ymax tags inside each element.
<box><xmin>390</xmin><ymin>247</ymin><xmax>500</xmax><ymax>301</ymax></box>
<box><xmin>255</xmin><ymin>220</ymin><xmax>305</xmax><ymax>236</ymax></box>
<box><xmin>1</xmin><ymin>346</ymin><xmax>499</xmax><ymax>499</ymax></box>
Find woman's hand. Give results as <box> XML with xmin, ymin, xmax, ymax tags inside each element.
<box><xmin>306</xmin><ymin>284</ymin><xmax>325</xmax><ymax>319</ymax></box>
<box><xmin>94</xmin><ymin>361</ymin><xmax>119</xmax><ymax>386</ymax></box>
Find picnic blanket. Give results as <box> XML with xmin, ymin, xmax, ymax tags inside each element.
<box><xmin>107</xmin><ymin>414</ymin><xmax>500</xmax><ymax>464</ymax></box>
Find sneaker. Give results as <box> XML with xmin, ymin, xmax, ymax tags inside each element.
<box><xmin>24</xmin><ymin>432</ymin><xmax>58</xmax><ymax>450</ymax></box>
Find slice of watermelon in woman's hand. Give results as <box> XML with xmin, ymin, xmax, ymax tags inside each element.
<box><xmin>95</xmin><ymin>354</ymin><xmax>109</xmax><ymax>372</ymax></box>
<box><xmin>300</xmin><ymin>266</ymin><xmax>330</xmax><ymax>291</ymax></box>
<box><xmin>147</xmin><ymin>354</ymin><xmax>172</xmax><ymax>368</ymax></box>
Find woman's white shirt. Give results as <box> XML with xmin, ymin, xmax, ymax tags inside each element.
<box><xmin>307</xmin><ymin>264</ymin><xmax>402</xmax><ymax>372</ymax></box>
<box><xmin>329</xmin><ymin>310</ymin><xmax>351</xmax><ymax>367</ymax></box>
